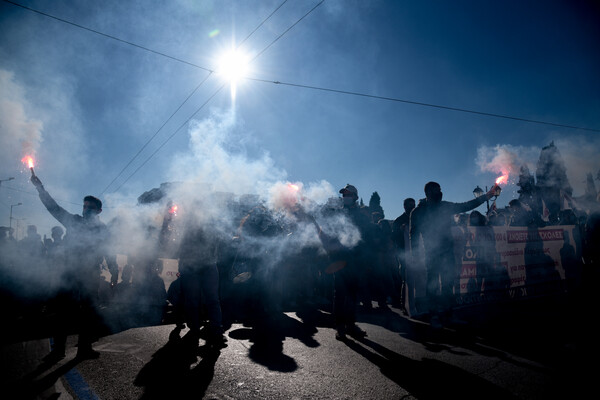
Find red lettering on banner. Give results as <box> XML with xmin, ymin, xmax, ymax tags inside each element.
<box><xmin>510</xmin><ymin>276</ymin><xmax>526</xmax><ymax>285</ymax></box>
<box><xmin>539</xmin><ymin>230</ymin><xmax>564</xmax><ymax>241</ymax></box>
<box><xmin>461</xmin><ymin>265</ymin><xmax>476</xmax><ymax>277</ymax></box>
<box><xmin>507</xmin><ymin>231</ymin><xmax>528</xmax><ymax>243</ymax></box>
<box><xmin>507</xmin><ymin>229</ymin><xmax>564</xmax><ymax>243</ymax></box>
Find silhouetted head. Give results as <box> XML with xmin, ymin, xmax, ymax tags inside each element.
<box><xmin>508</xmin><ymin>199</ymin><xmax>522</xmax><ymax>210</ymax></box>
<box><xmin>51</xmin><ymin>226</ymin><xmax>64</xmax><ymax>241</ymax></box>
<box><xmin>403</xmin><ymin>198</ymin><xmax>416</xmax><ymax>213</ymax></box>
<box><xmin>469</xmin><ymin>210</ymin><xmax>487</xmax><ymax>226</ymax></box>
<box><xmin>83</xmin><ymin>195</ymin><xmax>102</xmax><ymax>219</ymax></box>
<box><xmin>26</xmin><ymin>225</ymin><xmax>37</xmax><ymax>236</ymax></box>
<box><xmin>424</xmin><ymin>181</ymin><xmax>442</xmax><ymax>203</ymax></box>
<box><xmin>339</xmin><ymin>184</ymin><xmax>358</xmax><ymax>207</ymax></box>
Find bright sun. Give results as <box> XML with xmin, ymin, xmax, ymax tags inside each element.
<box><xmin>216</xmin><ymin>49</ymin><xmax>250</xmax><ymax>83</ymax></box>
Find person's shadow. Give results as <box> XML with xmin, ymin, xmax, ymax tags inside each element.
<box><xmin>134</xmin><ymin>328</ymin><xmax>221</xmax><ymax>399</ymax></box>
<box><xmin>228</xmin><ymin>309</ymin><xmax>320</xmax><ymax>372</ymax></box>
<box><xmin>343</xmin><ymin>336</ymin><xmax>522</xmax><ymax>400</ymax></box>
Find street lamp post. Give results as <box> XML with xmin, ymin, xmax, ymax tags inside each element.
<box><xmin>9</xmin><ymin>202</ymin><xmax>22</xmax><ymax>230</ymax></box>
<box><xmin>473</xmin><ymin>186</ymin><xmax>489</xmax><ymax>212</ymax></box>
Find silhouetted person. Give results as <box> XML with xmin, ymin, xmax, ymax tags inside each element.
<box><xmin>508</xmin><ymin>199</ymin><xmax>542</xmax><ymax>227</ymax></box>
<box><xmin>16</xmin><ymin>224</ymin><xmax>47</xmax><ymax>299</ymax></box>
<box><xmin>392</xmin><ymin>198</ymin><xmax>415</xmax><ymax>314</ymax></box>
<box><xmin>176</xmin><ymin>215</ymin><xmax>226</xmax><ymax>349</ymax></box>
<box><xmin>30</xmin><ymin>174</ymin><xmax>118</xmax><ymax>360</ymax></box>
<box><xmin>46</xmin><ymin>226</ymin><xmax>64</xmax><ymax>251</ymax></box>
<box><xmin>558</xmin><ymin>209</ymin><xmax>578</xmax><ymax>226</ymax></box>
<box><xmin>375</xmin><ymin>218</ymin><xmax>398</xmax><ymax>310</ymax></box>
<box><xmin>467</xmin><ymin>210</ymin><xmax>506</xmax><ymax>295</ymax></box>
<box><xmin>114</xmin><ymin>263</ymin><xmax>135</xmax><ymax>329</ymax></box>
<box><xmin>132</xmin><ymin>257</ymin><xmax>167</xmax><ymax>326</ymax></box>
<box><xmin>523</xmin><ymin>225</ymin><xmax>560</xmax><ymax>291</ymax></box>
<box><xmin>410</xmin><ymin>181</ymin><xmax>499</xmax><ymax>329</ymax></box>
<box><xmin>333</xmin><ymin>184</ymin><xmax>375</xmax><ymax>340</ymax></box>
<box><xmin>19</xmin><ymin>225</ymin><xmax>45</xmax><ymax>258</ymax></box>
<box><xmin>44</xmin><ymin>225</ymin><xmax>67</xmax><ymax>301</ymax></box>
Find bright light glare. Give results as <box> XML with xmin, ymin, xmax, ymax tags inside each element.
<box><xmin>217</xmin><ymin>50</ymin><xmax>250</xmax><ymax>83</ymax></box>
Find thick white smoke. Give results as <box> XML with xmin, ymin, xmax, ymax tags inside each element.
<box><xmin>102</xmin><ymin>108</ymin><xmax>362</xmax><ymax>277</ymax></box>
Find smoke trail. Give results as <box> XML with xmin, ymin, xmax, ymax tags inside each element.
<box><xmin>0</xmin><ymin>70</ymin><xmax>43</xmax><ymax>172</ymax></box>
<box><xmin>476</xmin><ymin>139</ymin><xmax>600</xmax><ymax>195</ymax></box>
<box><xmin>475</xmin><ymin>144</ymin><xmax>537</xmax><ymax>183</ymax></box>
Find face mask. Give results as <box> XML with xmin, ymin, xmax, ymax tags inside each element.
<box><xmin>83</xmin><ymin>209</ymin><xmax>97</xmax><ymax>219</ymax></box>
<box><xmin>343</xmin><ymin>197</ymin><xmax>355</xmax><ymax>206</ymax></box>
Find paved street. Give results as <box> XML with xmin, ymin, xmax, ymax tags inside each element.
<box><xmin>1</xmin><ymin>299</ymin><xmax>593</xmax><ymax>400</ymax></box>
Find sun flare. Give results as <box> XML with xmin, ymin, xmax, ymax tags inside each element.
<box><xmin>216</xmin><ymin>49</ymin><xmax>250</xmax><ymax>83</ymax></box>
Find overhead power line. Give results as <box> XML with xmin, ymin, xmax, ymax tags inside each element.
<box><xmin>239</xmin><ymin>0</ymin><xmax>290</xmax><ymax>48</ymax></box>
<box><xmin>100</xmin><ymin>72</ymin><xmax>213</xmax><ymax>194</ymax></box>
<box><xmin>246</xmin><ymin>78</ymin><xmax>600</xmax><ymax>133</ymax></box>
<box><xmin>111</xmin><ymin>84</ymin><xmax>226</xmax><ymax>193</ymax></box>
<box><xmin>252</xmin><ymin>0</ymin><xmax>324</xmax><ymax>62</ymax></box>
<box><xmin>2</xmin><ymin>0</ymin><xmax>213</xmax><ymax>72</ymax></box>
<box><xmin>1</xmin><ymin>185</ymin><xmax>84</xmax><ymax>206</ymax></box>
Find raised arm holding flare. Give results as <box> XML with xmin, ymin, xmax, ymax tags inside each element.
<box><xmin>31</xmin><ymin>174</ymin><xmax>117</xmax><ymax>360</ymax></box>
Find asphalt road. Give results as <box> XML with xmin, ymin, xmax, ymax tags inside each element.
<box><xmin>2</xmin><ymin>299</ymin><xmax>593</xmax><ymax>400</ymax></box>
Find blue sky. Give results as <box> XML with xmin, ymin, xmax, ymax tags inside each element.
<box><xmin>1</xmin><ymin>0</ymin><xmax>599</xmax><ymax>238</ymax></box>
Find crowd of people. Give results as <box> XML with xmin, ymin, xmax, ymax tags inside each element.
<box><xmin>1</xmin><ymin>173</ymin><xmax>599</xmax><ymax>362</ymax></box>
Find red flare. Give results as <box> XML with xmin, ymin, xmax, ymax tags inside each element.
<box><xmin>495</xmin><ymin>174</ymin><xmax>509</xmax><ymax>185</ymax></box>
<box><xmin>21</xmin><ymin>156</ymin><xmax>35</xmax><ymax>169</ymax></box>
<box><xmin>168</xmin><ymin>205</ymin><xmax>178</xmax><ymax>215</ymax></box>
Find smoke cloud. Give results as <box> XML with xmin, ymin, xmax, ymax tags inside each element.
<box><xmin>475</xmin><ymin>144</ymin><xmax>538</xmax><ymax>183</ymax></box>
<box><xmin>100</xmin><ymin>108</ymin><xmax>362</xmax><ymax>281</ymax></box>
<box><xmin>476</xmin><ymin>138</ymin><xmax>600</xmax><ymax>195</ymax></box>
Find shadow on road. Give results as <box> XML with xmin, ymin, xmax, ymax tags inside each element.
<box><xmin>342</xmin><ymin>336</ymin><xmax>520</xmax><ymax>400</ymax></box>
<box><xmin>134</xmin><ymin>328</ymin><xmax>221</xmax><ymax>400</ymax></box>
<box><xmin>229</xmin><ymin>309</ymin><xmax>320</xmax><ymax>372</ymax></box>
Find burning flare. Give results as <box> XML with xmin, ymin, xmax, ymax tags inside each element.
<box><xmin>21</xmin><ymin>155</ymin><xmax>34</xmax><ymax>169</ymax></box>
<box><xmin>21</xmin><ymin>155</ymin><xmax>35</xmax><ymax>176</ymax></box>
<box><xmin>168</xmin><ymin>205</ymin><xmax>178</xmax><ymax>215</ymax></box>
<box><xmin>495</xmin><ymin>173</ymin><xmax>509</xmax><ymax>185</ymax></box>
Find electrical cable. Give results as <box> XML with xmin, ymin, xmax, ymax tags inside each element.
<box><xmin>245</xmin><ymin>77</ymin><xmax>600</xmax><ymax>133</ymax></box>
<box><xmin>238</xmin><ymin>0</ymin><xmax>290</xmax><ymax>48</ymax></box>
<box><xmin>251</xmin><ymin>0</ymin><xmax>324</xmax><ymax>62</ymax></box>
<box><xmin>2</xmin><ymin>0</ymin><xmax>213</xmax><ymax>72</ymax></box>
<box><xmin>100</xmin><ymin>72</ymin><xmax>213</xmax><ymax>194</ymax></box>
<box><xmin>111</xmin><ymin>84</ymin><xmax>226</xmax><ymax>193</ymax></box>
<box><xmin>1</xmin><ymin>185</ymin><xmax>83</xmax><ymax>206</ymax></box>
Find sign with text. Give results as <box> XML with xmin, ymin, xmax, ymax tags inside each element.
<box><xmin>455</xmin><ymin>225</ymin><xmax>581</xmax><ymax>305</ymax></box>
